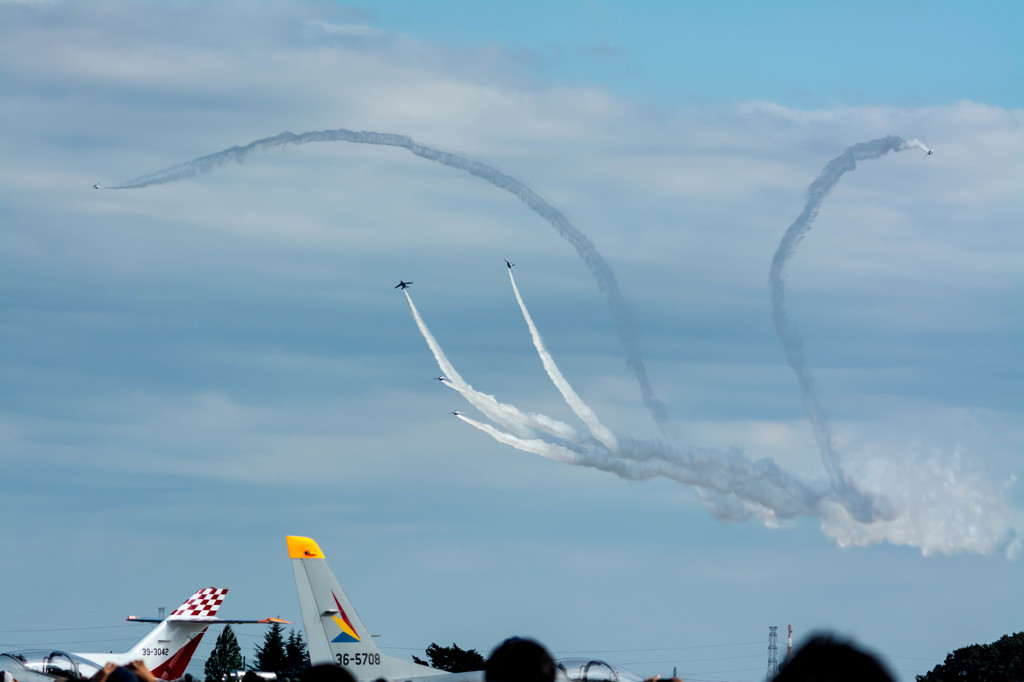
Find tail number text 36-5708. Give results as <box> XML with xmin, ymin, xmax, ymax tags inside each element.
<box><xmin>336</xmin><ymin>653</ymin><xmax>380</xmax><ymax>666</ymax></box>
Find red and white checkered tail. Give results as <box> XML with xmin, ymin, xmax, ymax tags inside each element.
<box><xmin>81</xmin><ymin>588</ymin><xmax>230</xmax><ymax>679</ymax></box>
<box><xmin>168</xmin><ymin>587</ymin><xmax>228</xmax><ymax>620</ymax></box>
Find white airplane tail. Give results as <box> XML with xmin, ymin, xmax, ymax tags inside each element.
<box><xmin>77</xmin><ymin>587</ymin><xmax>228</xmax><ymax>679</ymax></box>
<box><xmin>288</xmin><ymin>536</ymin><xmax>474</xmax><ymax>682</ymax></box>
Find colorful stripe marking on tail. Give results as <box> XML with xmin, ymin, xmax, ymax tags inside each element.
<box><xmin>330</xmin><ymin>592</ymin><xmax>361</xmax><ymax>643</ymax></box>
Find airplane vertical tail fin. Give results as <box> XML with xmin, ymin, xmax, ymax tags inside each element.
<box><xmin>166</xmin><ymin>587</ymin><xmax>229</xmax><ymax>621</ymax></box>
<box><xmin>146</xmin><ymin>588</ymin><xmax>227</xmax><ymax>679</ymax></box>
<box><xmin>288</xmin><ymin>537</ymin><xmax>381</xmax><ymax>665</ymax></box>
<box><xmin>79</xmin><ymin>588</ymin><xmax>227</xmax><ymax>679</ymax></box>
<box><xmin>287</xmin><ymin>536</ymin><xmax>445</xmax><ymax>682</ymax></box>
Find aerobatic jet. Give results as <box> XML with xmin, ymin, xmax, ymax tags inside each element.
<box><xmin>925</xmin><ymin>150</ymin><xmax>933</xmax><ymax>156</ymax></box>
<box><xmin>394</xmin><ymin>280</ymin><xmax>413</xmax><ymax>289</ymax></box>
<box><xmin>435</xmin><ymin>376</ymin><xmax>447</xmax><ymax>382</ymax></box>
<box><xmin>505</xmin><ymin>259</ymin><xmax>515</xmax><ymax>269</ymax></box>
<box><xmin>450</xmin><ymin>411</ymin><xmax>463</xmax><ymax>416</ymax></box>
<box><xmin>92</xmin><ymin>183</ymin><xmax>102</xmax><ymax>189</ymax></box>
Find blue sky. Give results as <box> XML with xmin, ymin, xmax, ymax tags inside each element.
<box><xmin>1</xmin><ymin>2</ymin><xmax>1021</xmax><ymax>682</ymax></box>
<box><xmin>362</xmin><ymin>0</ymin><xmax>1023</xmax><ymax>108</ymax></box>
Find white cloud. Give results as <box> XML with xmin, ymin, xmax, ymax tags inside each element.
<box><xmin>307</xmin><ymin>20</ymin><xmax>385</xmax><ymax>39</ymax></box>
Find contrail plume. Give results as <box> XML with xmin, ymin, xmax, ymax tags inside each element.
<box><xmin>508</xmin><ymin>268</ymin><xmax>619</xmax><ymax>451</ymax></box>
<box><xmin>441</xmin><ymin>377</ymin><xmax>582</xmax><ymax>443</ymax></box>
<box><xmin>405</xmin><ymin>287</ymin><xmax>832</xmax><ymax>519</ymax></box>
<box><xmin>459</xmin><ymin>415</ymin><xmax>700</xmax><ymax>489</ymax></box>
<box><xmin>111</xmin><ymin>127</ymin><xmax>671</xmax><ymax>435</ymax></box>
<box><xmin>769</xmin><ymin>136</ymin><xmax>911</xmax><ymax>523</ymax></box>
<box><xmin>462</xmin><ymin>394</ymin><xmax>834</xmax><ymax>522</ymax></box>
<box><xmin>900</xmin><ymin>138</ymin><xmax>932</xmax><ymax>154</ymax></box>
<box><xmin>403</xmin><ymin>290</ymin><xmax>467</xmax><ymax>387</ymax></box>
<box><xmin>406</xmin><ymin>288</ymin><xmax>830</xmax><ymax>520</ymax></box>
<box><xmin>456</xmin><ymin>413</ymin><xmax>587</xmax><ymax>466</ymax></box>
<box><xmin>407</xmin><ymin>264</ymin><xmax>1021</xmax><ymax>557</ymax></box>
<box><xmin>404</xmin><ymin>290</ymin><xmax>580</xmax><ymax>442</ymax></box>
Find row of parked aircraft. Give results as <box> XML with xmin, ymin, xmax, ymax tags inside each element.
<box><xmin>4</xmin><ymin>537</ymin><xmax>643</xmax><ymax>682</ymax></box>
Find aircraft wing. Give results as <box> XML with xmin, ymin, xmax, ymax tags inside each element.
<box><xmin>127</xmin><ymin>616</ymin><xmax>290</xmax><ymax>624</ymax></box>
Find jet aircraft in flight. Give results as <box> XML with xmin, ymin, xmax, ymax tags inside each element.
<box><xmin>394</xmin><ymin>280</ymin><xmax>413</xmax><ymax>290</ymax></box>
<box><xmin>4</xmin><ymin>588</ymin><xmax>286</xmax><ymax>681</ymax></box>
<box><xmin>92</xmin><ymin>183</ymin><xmax>103</xmax><ymax>189</ymax></box>
<box><xmin>505</xmin><ymin>259</ymin><xmax>515</xmax><ymax>269</ymax></box>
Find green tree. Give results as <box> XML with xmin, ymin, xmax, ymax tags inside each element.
<box><xmin>283</xmin><ymin>629</ymin><xmax>311</xmax><ymax>680</ymax></box>
<box><xmin>205</xmin><ymin>625</ymin><xmax>243</xmax><ymax>682</ymax></box>
<box><xmin>251</xmin><ymin>622</ymin><xmax>288</xmax><ymax>676</ymax></box>
<box><xmin>917</xmin><ymin>632</ymin><xmax>1024</xmax><ymax>682</ymax></box>
<box><xmin>412</xmin><ymin>643</ymin><xmax>485</xmax><ymax>673</ymax></box>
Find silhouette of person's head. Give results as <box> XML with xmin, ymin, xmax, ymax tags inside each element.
<box><xmin>300</xmin><ymin>664</ymin><xmax>357</xmax><ymax>682</ymax></box>
<box><xmin>108</xmin><ymin>667</ymin><xmax>139</xmax><ymax>682</ymax></box>
<box><xmin>773</xmin><ymin>634</ymin><xmax>895</xmax><ymax>682</ymax></box>
<box><xmin>486</xmin><ymin>637</ymin><xmax>556</xmax><ymax>682</ymax></box>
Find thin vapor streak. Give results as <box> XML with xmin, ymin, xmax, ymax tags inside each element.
<box><xmin>768</xmin><ymin>136</ymin><xmax>912</xmax><ymax>523</ymax></box>
<box><xmin>111</xmin><ymin>128</ymin><xmax>671</xmax><ymax>434</ymax></box>
<box><xmin>508</xmin><ymin>268</ymin><xmax>619</xmax><ymax>451</ymax></box>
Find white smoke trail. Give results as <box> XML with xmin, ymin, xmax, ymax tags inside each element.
<box><xmin>406</xmin><ymin>285</ymin><xmax>832</xmax><ymax>520</ymax></box>
<box><xmin>111</xmin><ymin>128</ymin><xmax>672</xmax><ymax>436</ymax></box>
<box><xmin>901</xmin><ymin>138</ymin><xmax>932</xmax><ymax>154</ymax></box>
<box><xmin>403</xmin><ymin>290</ymin><xmax>465</xmax><ymax>386</ymax></box>
<box><xmin>407</xmin><ymin>266</ymin><xmax>1022</xmax><ymax>558</ymax></box>
<box><xmin>404</xmin><ymin>290</ymin><xmax>580</xmax><ymax>442</ymax></box>
<box><xmin>769</xmin><ymin>136</ymin><xmax>913</xmax><ymax>523</ymax></box>
<box><xmin>508</xmin><ymin>268</ymin><xmax>619</xmax><ymax>451</ymax></box>
<box><xmin>457</xmin><ymin>413</ymin><xmax>793</xmax><ymax>507</ymax></box>
<box><xmin>442</xmin><ymin>379</ymin><xmax>582</xmax><ymax>443</ymax></box>
<box><xmin>456</xmin><ymin>413</ymin><xmax>586</xmax><ymax>466</ymax></box>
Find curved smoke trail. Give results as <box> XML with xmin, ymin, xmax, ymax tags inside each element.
<box><xmin>769</xmin><ymin>136</ymin><xmax>920</xmax><ymax>523</ymax></box>
<box><xmin>111</xmin><ymin>128</ymin><xmax>671</xmax><ymax>435</ymax></box>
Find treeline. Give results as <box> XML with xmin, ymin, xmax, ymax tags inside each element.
<box><xmin>204</xmin><ymin>622</ymin><xmax>310</xmax><ymax>682</ymax></box>
<box><xmin>916</xmin><ymin>632</ymin><xmax>1023</xmax><ymax>682</ymax></box>
<box><xmin>209</xmin><ymin>628</ymin><xmax>1023</xmax><ymax>682</ymax></box>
